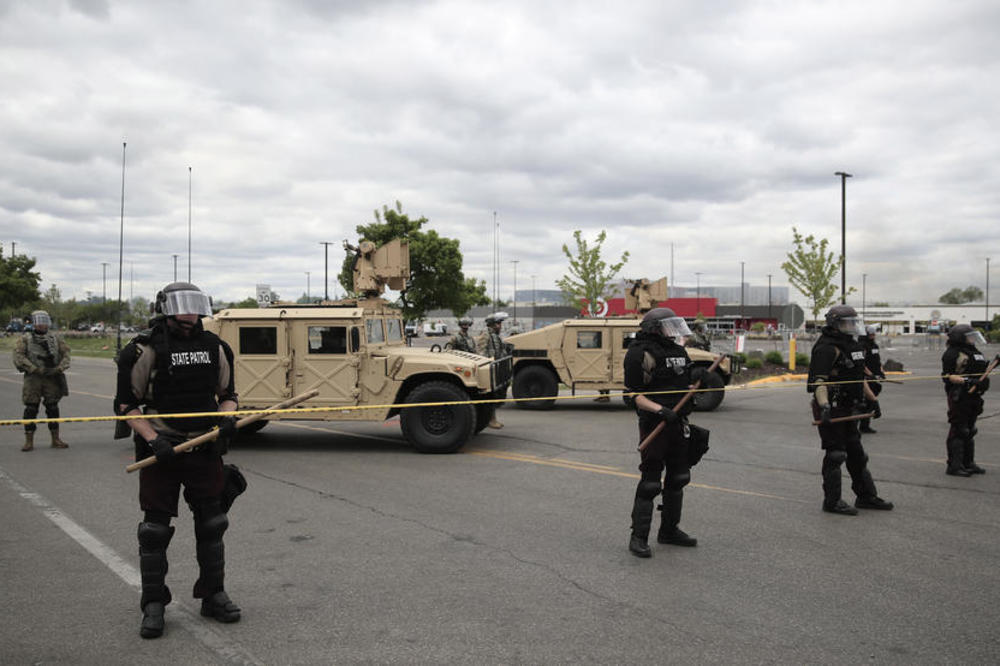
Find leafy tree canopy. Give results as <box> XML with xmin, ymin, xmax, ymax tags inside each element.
<box><xmin>0</xmin><ymin>246</ymin><xmax>42</xmax><ymax>318</ymax></box>
<box><xmin>338</xmin><ymin>201</ymin><xmax>489</xmax><ymax>321</ymax></box>
<box><xmin>555</xmin><ymin>230</ymin><xmax>629</xmax><ymax>316</ymax></box>
<box><xmin>780</xmin><ymin>227</ymin><xmax>854</xmax><ymax>323</ymax></box>
<box><xmin>938</xmin><ymin>286</ymin><xmax>983</xmax><ymax>304</ymax></box>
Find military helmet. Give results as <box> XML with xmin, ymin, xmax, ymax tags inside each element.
<box><xmin>30</xmin><ymin>310</ymin><xmax>51</xmax><ymax>328</ymax></box>
<box><xmin>155</xmin><ymin>281</ymin><xmax>212</xmax><ymax>317</ymax></box>
<box><xmin>640</xmin><ymin>307</ymin><xmax>692</xmax><ymax>339</ymax></box>
<box><xmin>825</xmin><ymin>304</ymin><xmax>864</xmax><ymax>337</ymax></box>
<box><xmin>947</xmin><ymin>323</ymin><xmax>986</xmax><ymax>347</ymax></box>
<box><xmin>458</xmin><ymin>316</ymin><xmax>473</xmax><ymax>327</ymax></box>
<box><xmin>485</xmin><ymin>311</ymin><xmax>509</xmax><ymax>325</ymax></box>
<box><xmin>865</xmin><ymin>324</ymin><xmax>878</xmax><ymax>336</ymax></box>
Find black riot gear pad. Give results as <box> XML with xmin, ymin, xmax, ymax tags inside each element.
<box><xmin>220</xmin><ymin>463</ymin><xmax>247</xmax><ymax>512</ymax></box>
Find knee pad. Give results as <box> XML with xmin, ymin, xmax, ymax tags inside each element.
<box><xmin>193</xmin><ymin>504</ymin><xmax>229</xmax><ymax>542</ymax></box>
<box><xmin>636</xmin><ymin>480</ymin><xmax>661</xmax><ymax>500</ymax></box>
<box><xmin>825</xmin><ymin>450</ymin><xmax>848</xmax><ymax>465</ymax></box>
<box><xmin>138</xmin><ymin>521</ymin><xmax>175</xmax><ymax>549</ymax></box>
<box><xmin>23</xmin><ymin>404</ymin><xmax>39</xmax><ymax>419</ymax></box>
<box><xmin>43</xmin><ymin>403</ymin><xmax>59</xmax><ymax>419</ymax></box>
<box><xmin>665</xmin><ymin>471</ymin><xmax>691</xmax><ymax>491</ymax></box>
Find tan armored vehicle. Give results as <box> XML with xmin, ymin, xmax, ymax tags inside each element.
<box><xmin>506</xmin><ymin>280</ymin><xmax>739</xmax><ymax>412</ymax></box>
<box><xmin>203</xmin><ymin>239</ymin><xmax>511</xmax><ymax>453</ymax></box>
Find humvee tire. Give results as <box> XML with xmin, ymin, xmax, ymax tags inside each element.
<box><xmin>473</xmin><ymin>401</ymin><xmax>492</xmax><ymax>434</ymax></box>
<box><xmin>512</xmin><ymin>365</ymin><xmax>559</xmax><ymax>410</ymax></box>
<box><xmin>401</xmin><ymin>381</ymin><xmax>476</xmax><ymax>453</ymax></box>
<box><xmin>691</xmin><ymin>368</ymin><xmax>725</xmax><ymax>412</ymax></box>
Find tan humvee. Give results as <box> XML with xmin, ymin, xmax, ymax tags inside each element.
<box><xmin>505</xmin><ymin>318</ymin><xmax>739</xmax><ymax>411</ymax></box>
<box><xmin>203</xmin><ymin>239</ymin><xmax>511</xmax><ymax>453</ymax></box>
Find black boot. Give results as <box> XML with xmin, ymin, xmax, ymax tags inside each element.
<box><xmin>946</xmin><ymin>438</ymin><xmax>971</xmax><ymax>477</ymax></box>
<box><xmin>657</xmin><ymin>490</ymin><xmax>697</xmax><ymax>547</ymax></box>
<box><xmin>201</xmin><ymin>590</ymin><xmax>241</xmax><ymax>623</ymax></box>
<box><xmin>137</xmin><ymin>522</ymin><xmax>174</xmax><ymax>639</ymax></box>
<box><xmin>855</xmin><ymin>496</ymin><xmax>894</xmax><ymax>510</ymax></box>
<box><xmin>963</xmin><ymin>439</ymin><xmax>986</xmax><ymax>475</ymax></box>
<box><xmin>629</xmin><ymin>481</ymin><xmax>659</xmax><ymax>558</ymax></box>
<box><xmin>822</xmin><ymin>500</ymin><xmax>858</xmax><ymax>515</ymax></box>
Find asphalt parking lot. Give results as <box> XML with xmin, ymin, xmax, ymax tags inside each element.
<box><xmin>1</xmin><ymin>342</ymin><xmax>998</xmax><ymax>664</ymax></box>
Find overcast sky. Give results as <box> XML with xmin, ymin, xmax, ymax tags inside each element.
<box><xmin>1</xmin><ymin>0</ymin><xmax>998</xmax><ymax>309</ymax></box>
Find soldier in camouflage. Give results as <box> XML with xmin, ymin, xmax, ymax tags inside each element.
<box><xmin>477</xmin><ymin>312</ymin><xmax>510</xmax><ymax>429</ymax></box>
<box><xmin>12</xmin><ymin>310</ymin><xmax>71</xmax><ymax>451</ymax></box>
<box><xmin>448</xmin><ymin>317</ymin><xmax>477</xmax><ymax>353</ymax></box>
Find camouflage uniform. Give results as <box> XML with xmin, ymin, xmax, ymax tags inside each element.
<box><xmin>13</xmin><ymin>330</ymin><xmax>71</xmax><ymax>449</ymax></box>
<box><xmin>477</xmin><ymin>320</ymin><xmax>510</xmax><ymax>429</ymax></box>
<box><xmin>685</xmin><ymin>327</ymin><xmax>711</xmax><ymax>352</ymax></box>
<box><xmin>449</xmin><ymin>330</ymin><xmax>477</xmax><ymax>353</ymax></box>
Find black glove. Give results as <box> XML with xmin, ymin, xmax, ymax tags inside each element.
<box><xmin>819</xmin><ymin>404</ymin><xmax>832</xmax><ymax>425</ymax></box>
<box><xmin>656</xmin><ymin>407</ymin><xmax>679</xmax><ymax>425</ymax></box>
<box><xmin>213</xmin><ymin>416</ymin><xmax>239</xmax><ymax>456</ymax></box>
<box><xmin>976</xmin><ymin>377</ymin><xmax>990</xmax><ymax>393</ymax></box>
<box><xmin>148</xmin><ymin>435</ymin><xmax>177</xmax><ymax>463</ymax></box>
<box><xmin>872</xmin><ymin>400</ymin><xmax>882</xmax><ymax>419</ymax></box>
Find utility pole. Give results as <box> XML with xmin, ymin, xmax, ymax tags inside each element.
<box><xmin>987</xmin><ymin>257</ymin><xmax>991</xmax><ymax>324</ymax></box>
<box><xmin>306</xmin><ymin>271</ymin><xmax>311</xmax><ymax>301</ymax></box>
<box><xmin>862</xmin><ymin>273</ymin><xmax>867</xmax><ymax>319</ymax></box>
<box><xmin>10</xmin><ymin>241</ymin><xmax>14</xmax><ymax>256</ymax></box>
<box><xmin>319</xmin><ymin>242</ymin><xmax>333</xmax><ymax>300</ymax></box>
<box><xmin>695</xmin><ymin>272</ymin><xmax>702</xmax><ymax>317</ymax></box>
<box><xmin>172</xmin><ymin>254</ymin><xmax>179</xmax><ymax>282</ymax></box>
<box><xmin>740</xmin><ymin>261</ymin><xmax>745</xmax><ymax>326</ymax></box>
<box><xmin>767</xmin><ymin>274</ymin><xmax>772</xmax><ymax>321</ymax></box>
<box><xmin>187</xmin><ymin>166</ymin><xmax>192</xmax><ymax>282</ymax></box>
<box><xmin>835</xmin><ymin>171</ymin><xmax>853</xmax><ymax>304</ymax></box>
<box><xmin>101</xmin><ymin>262</ymin><xmax>109</xmax><ymax>303</ymax></box>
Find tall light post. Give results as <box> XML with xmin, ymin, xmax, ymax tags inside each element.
<box><xmin>835</xmin><ymin>171</ymin><xmax>853</xmax><ymax>304</ymax></box>
<box><xmin>172</xmin><ymin>254</ymin><xmax>179</xmax><ymax>282</ymax></box>
<box><xmin>739</xmin><ymin>261</ymin><xmax>745</xmax><ymax>326</ymax></box>
<box><xmin>695</xmin><ymin>272</ymin><xmax>702</xmax><ymax>316</ymax></box>
<box><xmin>319</xmin><ymin>241</ymin><xmax>333</xmax><ymax>301</ymax></box>
<box><xmin>306</xmin><ymin>271</ymin><xmax>311</xmax><ymax>301</ymax></box>
<box><xmin>987</xmin><ymin>257</ymin><xmax>991</xmax><ymax>325</ymax></box>
<box><xmin>101</xmin><ymin>262</ymin><xmax>109</xmax><ymax>304</ymax></box>
<box><xmin>187</xmin><ymin>166</ymin><xmax>192</xmax><ymax>282</ymax></box>
<box><xmin>767</xmin><ymin>274</ymin><xmax>772</xmax><ymax>321</ymax></box>
<box><xmin>10</xmin><ymin>241</ymin><xmax>15</xmax><ymax>255</ymax></box>
<box><xmin>862</xmin><ymin>273</ymin><xmax>867</xmax><ymax>319</ymax></box>
<box><xmin>510</xmin><ymin>260</ymin><xmax>519</xmax><ymax>323</ymax></box>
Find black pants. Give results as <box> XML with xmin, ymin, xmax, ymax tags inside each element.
<box><xmin>631</xmin><ymin>419</ymin><xmax>691</xmax><ymax>538</ymax></box>
<box><xmin>814</xmin><ymin>402</ymin><xmax>878</xmax><ymax>504</ymax></box>
<box><xmin>946</xmin><ymin>390</ymin><xmax>984</xmax><ymax>468</ymax></box>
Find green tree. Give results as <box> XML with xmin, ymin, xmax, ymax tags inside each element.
<box><xmin>781</xmin><ymin>227</ymin><xmax>853</xmax><ymax>324</ymax></box>
<box><xmin>230</xmin><ymin>297</ymin><xmax>260</xmax><ymax>309</ymax></box>
<box><xmin>555</xmin><ymin>230</ymin><xmax>629</xmax><ymax>316</ymax></box>
<box><xmin>0</xmin><ymin>246</ymin><xmax>42</xmax><ymax>321</ymax></box>
<box><xmin>938</xmin><ymin>286</ymin><xmax>983</xmax><ymax>304</ymax></box>
<box><xmin>338</xmin><ymin>201</ymin><xmax>490</xmax><ymax>321</ymax></box>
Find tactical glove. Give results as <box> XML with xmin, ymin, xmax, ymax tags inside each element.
<box><xmin>872</xmin><ymin>401</ymin><xmax>882</xmax><ymax>419</ymax></box>
<box><xmin>214</xmin><ymin>416</ymin><xmax>239</xmax><ymax>456</ymax></box>
<box><xmin>976</xmin><ymin>377</ymin><xmax>990</xmax><ymax>393</ymax></box>
<box><xmin>656</xmin><ymin>407</ymin><xmax>679</xmax><ymax>425</ymax></box>
<box><xmin>148</xmin><ymin>435</ymin><xmax>177</xmax><ymax>463</ymax></box>
<box><xmin>819</xmin><ymin>404</ymin><xmax>832</xmax><ymax>425</ymax></box>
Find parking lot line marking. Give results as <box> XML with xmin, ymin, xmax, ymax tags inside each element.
<box><xmin>466</xmin><ymin>449</ymin><xmax>806</xmax><ymax>503</ymax></box>
<box><xmin>0</xmin><ymin>467</ymin><xmax>265</xmax><ymax>666</ymax></box>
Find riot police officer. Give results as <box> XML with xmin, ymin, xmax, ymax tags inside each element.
<box><xmin>448</xmin><ymin>316</ymin><xmax>477</xmax><ymax>353</ymax></box>
<box><xmin>477</xmin><ymin>312</ymin><xmax>510</xmax><ymax>429</ymax></box>
<box><xmin>115</xmin><ymin>282</ymin><xmax>241</xmax><ymax>638</ymax></box>
<box><xmin>808</xmin><ymin>305</ymin><xmax>893</xmax><ymax>515</ymax></box>
<box><xmin>941</xmin><ymin>324</ymin><xmax>990</xmax><ymax>476</ymax></box>
<box><xmin>859</xmin><ymin>325</ymin><xmax>884</xmax><ymax>434</ymax></box>
<box><xmin>12</xmin><ymin>310</ymin><xmax>71</xmax><ymax>451</ymax></box>
<box><xmin>624</xmin><ymin>308</ymin><xmax>701</xmax><ymax>557</ymax></box>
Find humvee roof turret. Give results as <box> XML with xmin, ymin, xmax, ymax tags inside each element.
<box><xmin>204</xmin><ymin>240</ymin><xmax>511</xmax><ymax>453</ymax></box>
<box><xmin>505</xmin><ymin>318</ymin><xmax>739</xmax><ymax>411</ymax></box>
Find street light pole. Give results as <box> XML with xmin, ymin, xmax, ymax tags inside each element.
<box><xmin>172</xmin><ymin>254</ymin><xmax>179</xmax><ymax>282</ymax></box>
<box><xmin>101</xmin><ymin>262</ymin><xmax>109</xmax><ymax>304</ymax></box>
<box><xmin>510</xmin><ymin>260</ymin><xmax>519</xmax><ymax>323</ymax></box>
<box><xmin>306</xmin><ymin>271</ymin><xmax>311</xmax><ymax>301</ymax></box>
<box><xmin>862</xmin><ymin>273</ymin><xmax>867</xmax><ymax>319</ymax></box>
<box><xmin>187</xmin><ymin>166</ymin><xmax>192</xmax><ymax>282</ymax></box>
<box><xmin>740</xmin><ymin>261</ymin><xmax>745</xmax><ymax>326</ymax></box>
<box><xmin>767</xmin><ymin>274</ymin><xmax>772</xmax><ymax>321</ymax></box>
<box><xmin>319</xmin><ymin>242</ymin><xmax>333</xmax><ymax>301</ymax></box>
<box><xmin>987</xmin><ymin>257</ymin><xmax>991</xmax><ymax>324</ymax></box>
<box><xmin>835</xmin><ymin>171</ymin><xmax>853</xmax><ymax>304</ymax></box>
<box><xmin>695</xmin><ymin>272</ymin><xmax>702</xmax><ymax>317</ymax></box>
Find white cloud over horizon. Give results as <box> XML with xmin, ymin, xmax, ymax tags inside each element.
<box><xmin>1</xmin><ymin>0</ymin><xmax>998</xmax><ymax>309</ymax></box>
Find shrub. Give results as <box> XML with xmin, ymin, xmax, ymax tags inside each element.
<box><xmin>733</xmin><ymin>352</ymin><xmax>748</xmax><ymax>364</ymax></box>
<box><xmin>750</xmin><ymin>322</ymin><xmax>765</xmax><ymax>333</ymax></box>
<box><xmin>795</xmin><ymin>353</ymin><xmax>809</xmax><ymax>366</ymax></box>
<box><xmin>764</xmin><ymin>351</ymin><xmax>784</xmax><ymax>365</ymax></box>
<box><xmin>745</xmin><ymin>358</ymin><xmax>763</xmax><ymax>369</ymax></box>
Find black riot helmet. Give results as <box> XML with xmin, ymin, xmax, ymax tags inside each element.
<box><xmin>824</xmin><ymin>304</ymin><xmax>864</xmax><ymax>338</ymax></box>
<box><xmin>154</xmin><ymin>282</ymin><xmax>213</xmax><ymax>317</ymax></box>
<box><xmin>640</xmin><ymin>307</ymin><xmax>692</xmax><ymax>340</ymax></box>
<box><xmin>947</xmin><ymin>323</ymin><xmax>987</xmax><ymax>347</ymax></box>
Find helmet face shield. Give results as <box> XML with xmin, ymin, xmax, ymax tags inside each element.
<box><xmin>966</xmin><ymin>330</ymin><xmax>987</xmax><ymax>347</ymax></box>
<box><xmin>163</xmin><ymin>290</ymin><xmax>212</xmax><ymax>317</ymax></box>
<box><xmin>659</xmin><ymin>316</ymin><xmax>692</xmax><ymax>340</ymax></box>
<box><xmin>836</xmin><ymin>316</ymin><xmax>865</xmax><ymax>338</ymax></box>
<box><xmin>31</xmin><ymin>311</ymin><xmax>51</xmax><ymax>328</ymax></box>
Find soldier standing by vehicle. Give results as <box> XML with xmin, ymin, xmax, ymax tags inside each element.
<box><xmin>624</xmin><ymin>308</ymin><xmax>700</xmax><ymax>557</ymax></box>
<box><xmin>448</xmin><ymin>316</ymin><xmax>477</xmax><ymax>353</ymax></box>
<box><xmin>685</xmin><ymin>320</ymin><xmax>712</xmax><ymax>352</ymax></box>
<box><xmin>859</xmin><ymin>325</ymin><xmax>884</xmax><ymax>434</ymax></box>
<box><xmin>115</xmin><ymin>282</ymin><xmax>242</xmax><ymax>638</ymax></box>
<box><xmin>13</xmin><ymin>310</ymin><xmax>71</xmax><ymax>451</ymax></box>
<box><xmin>941</xmin><ymin>324</ymin><xmax>990</xmax><ymax>476</ymax></box>
<box><xmin>808</xmin><ymin>306</ymin><xmax>893</xmax><ymax>515</ymax></box>
<box><xmin>477</xmin><ymin>312</ymin><xmax>509</xmax><ymax>429</ymax></box>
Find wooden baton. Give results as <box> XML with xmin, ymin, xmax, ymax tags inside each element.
<box><xmin>637</xmin><ymin>353</ymin><xmax>726</xmax><ymax>452</ymax></box>
<box><xmin>125</xmin><ymin>389</ymin><xmax>320</xmax><ymax>473</ymax></box>
<box><xmin>811</xmin><ymin>412</ymin><xmax>875</xmax><ymax>426</ymax></box>
<box><xmin>968</xmin><ymin>353</ymin><xmax>1000</xmax><ymax>394</ymax></box>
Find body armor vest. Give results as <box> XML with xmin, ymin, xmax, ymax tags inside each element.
<box><xmin>808</xmin><ymin>332</ymin><xmax>865</xmax><ymax>403</ymax></box>
<box><xmin>24</xmin><ymin>332</ymin><xmax>61</xmax><ymax>368</ymax></box>
<box><xmin>149</xmin><ymin>326</ymin><xmax>221</xmax><ymax>431</ymax></box>
<box><xmin>632</xmin><ymin>336</ymin><xmax>692</xmax><ymax>413</ymax></box>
